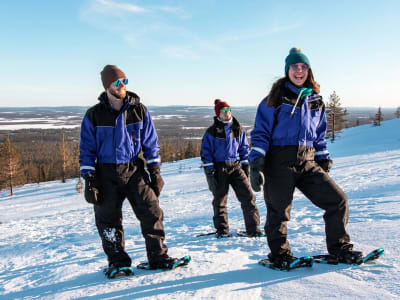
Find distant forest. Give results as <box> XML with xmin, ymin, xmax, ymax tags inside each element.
<box><xmin>0</xmin><ymin>104</ymin><xmax>399</xmax><ymax>193</ymax></box>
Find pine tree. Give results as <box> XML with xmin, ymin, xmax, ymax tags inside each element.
<box><xmin>0</xmin><ymin>133</ymin><xmax>23</xmax><ymax>195</ymax></box>
<box><xmin>373</xmin><ymin>106</ymin><xmax>384</xmax><ymax>126</ymax></box>
<box><xmin>395</xmin><ymin>107</ymin><xmax>400</xmax><ymax>118</ymax></box>
<box><xmin>325</xmin><ymin>91</ymin><xmax>348</xmax><ymax>142</ymax></box>
<box><xmin>184</xmin><ymin>140</ymin><xmax>196</xmax><ymax>159</ymax></box>
<box><xmin>61</xmin><ymin>130</ymin><xmax>67</xmax><ymax>183</ymax></box>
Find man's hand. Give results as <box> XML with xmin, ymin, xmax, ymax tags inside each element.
<box><xmin>84</xmin><ymin>173</ymin><xmax>103</xmax><ymax>205</ymax></box>
<box><xmin>147</xmin><ymin>165</ymin><xmax>165</xmax><ymax>197</ymax></box>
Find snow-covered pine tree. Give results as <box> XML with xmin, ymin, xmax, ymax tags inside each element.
<box><xmin>325</xmin><ymin>91</ymin><xmax>348</xmax><ymax>142</ymax></box>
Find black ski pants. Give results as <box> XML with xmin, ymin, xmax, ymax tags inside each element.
<box><xmin>94</xmin><ymin>159</ymin><xmax>167</xmax><ymax>267</ymax></box>
<box><xmin>210</xmin><ymin>162</ymin><xmax>260</xmax><ymax>234</ymax></box>
<box><xmin>264</xmin><ymin>147</ymin><xmax>351</xmax><ymax>257</ymax></box>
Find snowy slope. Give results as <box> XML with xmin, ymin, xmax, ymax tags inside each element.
<box><xmin>0</xmin><ymin>119</ymin><xmax>400</xmax><ymax>299</ymax></box>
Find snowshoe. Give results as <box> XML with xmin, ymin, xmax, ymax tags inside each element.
<box><xmin>313</xmin><ymin>248</ymin><xmax>384</xmax><ymax>265</ymax></box>
<box><xmin>103</xmin><ymin>265</ymin><xmax>134</xmax><ymax>279</ymax></box>
<box><xmin>137</xmin><ymin>255</ymin><xmax>191</xmax><ymax>270</ymax></box>
<box><xmin>259</xmin><ymin>253</ymin><xmax>313</xmax><ymax>271</ymax></box>
<box><xmin>216</xmin><ymin>232</ymin><xmax>232</xmax><ymax>239</ymax></box>
<box><xmin>236</xmin><ymin>230</ymin><xmax>265</xmax><ymax>238</ymax></box>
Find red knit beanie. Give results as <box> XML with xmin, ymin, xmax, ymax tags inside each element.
<box><xmin>214</xmin><ymin>99</ymin><xmax>230</xmax><ymax>116</ymax></box>
<box><xmin>100</xmin><ymin>65</ymin><xmax>126</xmax><ymax>89</ymax></box>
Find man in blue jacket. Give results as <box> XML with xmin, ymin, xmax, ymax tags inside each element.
<box><xmin>201</xmin><ymin>99</ymin><xmax>261</xmax><ymax>238</ymax></box>
<box><xmin>80</xmin><ymin>65</ymin><xmax>178</xmax><ymax>277</ymax></box>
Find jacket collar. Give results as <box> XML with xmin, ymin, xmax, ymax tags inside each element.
<box><xmin>214</xmin><ymin>116</ymin><xmax>240</xmax><ymax>129</ymax></box>
<box><xmin>98</xmin><ymin>90</ymin><xmax>141</xmax><ymax>108</ymax></box>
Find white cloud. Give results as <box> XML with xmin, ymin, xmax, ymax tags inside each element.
<box><xmin>161</xmin><ymin>46</ymin><xmax>200</xmax><ymax>60</ymax></box>
<box><xmin>93</xmin><ymin>0</ymin><xmax>147</xmax><ymax>14</ymax></box>
<box><xmin>217</xmin><ymin>23</ymin><xmax>303</xmax><ymax>43</ymax></box>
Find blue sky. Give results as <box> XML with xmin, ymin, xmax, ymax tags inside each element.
<box><xmin>0</xmin><ymin>0</ymin><xmax>399</xmax><ymax>108</ymax></box>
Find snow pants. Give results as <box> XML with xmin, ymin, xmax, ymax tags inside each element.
<box><xmin>94</xmin><ymin>159</ymin><xmax>168</xmax><ymax>267</ymax></box>
<box><xmin>211</xmin><ymin>162</ymin><xmax>260</xmax><ymax>234</ymax></box>
<box><xmin>263</xmin><ymin>146</ymin><xmax>351</xmax><ymax>257</ymax></box>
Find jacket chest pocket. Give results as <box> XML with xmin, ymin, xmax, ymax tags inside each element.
<box><xmin>127</xmin><ymin>123</ymin><xmax>143</xmax><ymax>146</ymax></box>
<box><xmin>273</xmin><ymin>104</ymin><xmax>300</xmax><ymax>140</ymax></box>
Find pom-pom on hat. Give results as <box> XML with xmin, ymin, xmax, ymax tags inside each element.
<box><xmin>100</xmin><ymin>65</ymin><xmax>126</xmax><ymax>89</ymax></box>
<box><xmin>214</xmin><ymin>99</ymin><xmax>230</xmax><ymax>116</ymax></box>
<box><xmin>284</xmin><ymin>47</ymin><xmax>311</xmax><ymax>74</ymax></box>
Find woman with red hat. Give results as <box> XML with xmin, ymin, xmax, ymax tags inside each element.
<box><xmin>201</xmin><ymin>99</ymin><xmax>262</xmax><ymax>238</ymax></box>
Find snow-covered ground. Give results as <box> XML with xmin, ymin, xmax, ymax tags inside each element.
<box><xmin>1</xmin><ymin>119</ymin><xmax>399</xmax><ymax>299</ymax></box>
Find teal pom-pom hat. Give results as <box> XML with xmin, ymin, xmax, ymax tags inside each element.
<box><xmin>284</xmin><ymin>47</ymin><xmax>311</xmax><ymax>74</ymax></box>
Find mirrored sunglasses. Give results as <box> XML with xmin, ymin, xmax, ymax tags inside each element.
<box><xmin>220</xmin><ymin>107</ymin><xmax>231</xmax><ymax>113</ymax></box>
<box><xmin>290</xmin><ymin>64</ymin><xmax>309</xmax><ymax>72</ymax></box>
<box><xmin>114</xmin><ymin>78</ymin><xmax>128</xmax><ymax>87</ymax></box>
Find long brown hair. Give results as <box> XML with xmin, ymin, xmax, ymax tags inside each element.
<box><xmin>266</xmin><ymin>68</ymin><xmax>320</xmax><ymax>106</ymax></box>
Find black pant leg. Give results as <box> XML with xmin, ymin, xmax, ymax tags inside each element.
<box><xmin>296</xmin><ymin>162</ymin><xmax>351</xmax><ymax>255</ymax></box>
<box><xmin>94</xmin><ymin>173</ymin><xmax>131</xmax><ymax>267</ymax></box>
<box><xmin>264</xmin><ymin>172</ymin><xmax>296</xmax><ymax>257</ymax></box>
<box><xmin>230</xmin><ymin>167</ymin><xmax>260</xmax><ymax>233</ymax></box>
<box><xmin>126</xmin><ymin>163</ymin><xmax>168</xmax><ymax>263</ymax></box>
<box><xmin>211</xmin><ymin>169</ymin><xmax>230</xmax><ymax>233</ymax></box>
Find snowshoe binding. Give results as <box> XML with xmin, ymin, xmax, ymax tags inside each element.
<box><xmin>104</xmin><ymin>265</ymin><xmax>134</xmax><ymax>279</ymax></box>
<box><xmin>137</xmin><ymin>255</ymin><xmax>191</xmax><ymax>270</ymax></box>
<box><xmin>259</xmin><ymin>253</ymin><xmax>313</xmax><ymax>271</ymax></box>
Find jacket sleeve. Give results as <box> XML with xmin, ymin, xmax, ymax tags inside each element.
<box><xmin>249</xmin><ymin>100</ymin><xmax>276</xmax><ymax>162</ymax></box>
<box><xmin>79</xmin><ymin>115</ymin><xmax>97</xmax><ymax>177</ymax></box>
<box><xmin>200</xmin><ymin>132</ymin><xmax>215</xmax><ymax>170</ymax></box>
<box><xmin>141</xmin><ymin>110</ymin><xmax>161</xmax><ymax>165</ymax></box>
<box><xmin>313</xmin><ymin>108</ymin><xmax>330</xmax><ymax>162</ymax></box>
<box><xmin>238</xmin><ymin>129</ymin><xmax>249</xmax><ymax>166</ymax></box>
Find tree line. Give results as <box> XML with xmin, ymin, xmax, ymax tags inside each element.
<box><xmin>0</xmin><ymin>129</ymin><xmax>202</xmax><ymax>195</ymax></box>
<box><xmin>1</xmin><ymin>96</ymin><xmax>399</xmax><ymax>195</ymax></box>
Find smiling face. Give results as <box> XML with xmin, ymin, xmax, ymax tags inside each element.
<box><xmin>288</xmin><ymin>63</ymin><xmax>309</xmax><ymax>87</ymax></box>
<box><xmin>219</xmin><ymin>106</ymin><xmax>232</xmax><ymax>121</ymax></box>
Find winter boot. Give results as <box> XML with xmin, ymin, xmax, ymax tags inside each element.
<box><xmin>104</xmin><ymin>264</ymin><xmax>134</xmax><ymax>279</ymax></box>
<box><xmin>336</xmin><ymin>244</ymin><xmax>364</xmax><ymax>265</ymax></box>
<box><xmin>267</xmin><ymin>252</ymin><xmax>297</xmax><ymax>270</ymax></box>
<box><xmin>216</xmin><ymin>231</ymin><xmax>232</xmax><ymax>238</ymax></box>
<box><xmin>149</xmin><ymin>255</ymin><xmax>179</xmax><ymax>270</ymax></box>
<box><xmin>246</xmin><ymin>230</ymin><xmax>263</xmax><ymax>237</ymax></box>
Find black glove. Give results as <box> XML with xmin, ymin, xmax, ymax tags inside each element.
<box><xmin>317</xmin><ymin>159</ymin><xmax>333</xmax><ymax>173</ymax></box>
<box><xmin>250</xmin><ymin>157</ymin><xmax>265</xmax><ymax>192</ymax></box>
<box><xmin>204</xmin><ymin>168</ymin><xmax>218</xmax><ymax>192</ymax></box>
<box><xmin>242</xmin><ymin>164</ymin><xmax>250</xmax><ymax>178</ymax></box>
<box><xmin>84</xmin><ymin>173</ymin><xmax>102</xmax><ymax>205</ymax></box>
<box><xmin>147</xmin><ymin>164</ymin><xmax>165</xmax><ymax>197</ymax></box>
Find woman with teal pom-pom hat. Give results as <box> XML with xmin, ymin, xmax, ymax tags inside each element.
<box><xmin>248</xmin><ymin>47</ymin><xmax>361</xmax><ymax>269</ymax></box>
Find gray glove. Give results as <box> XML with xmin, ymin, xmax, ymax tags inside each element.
<box><xmin>250</xmin><ymin>157</ymin><xmax>265</xmax><ymax>192</ymax></box>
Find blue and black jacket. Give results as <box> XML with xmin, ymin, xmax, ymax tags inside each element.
<box><xmin>249</xmin><ymin>82</ymin><xmax>330</xmax><ymax>163</ymax></box>
<box><xmin>201</xmin><ymin>116</ymin><xmax>249</xmax><ymax>170</ymax></box>
<box><xmin>79</xmin><ymin>91</ymin><xmax>160</xmax><ymax>177</ymax></box>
